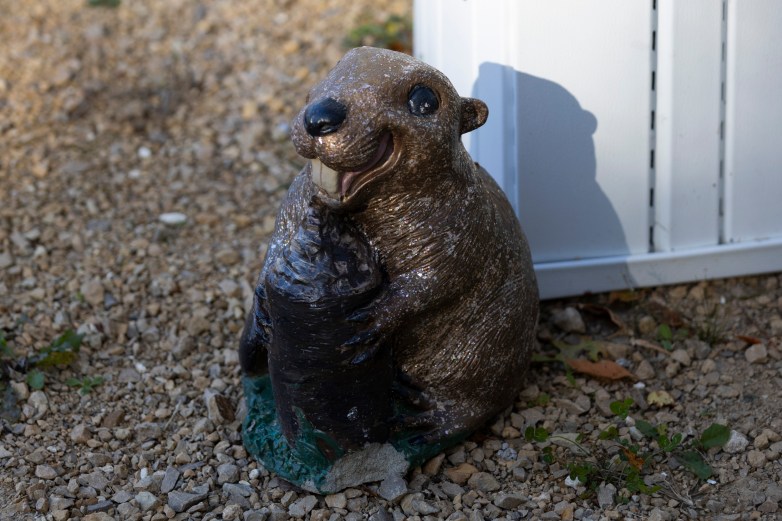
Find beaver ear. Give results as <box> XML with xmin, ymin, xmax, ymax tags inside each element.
<box><xmin>459</xmin><ymin>98</ymin><xmax>488</xmax><ymax>134</ymax></box>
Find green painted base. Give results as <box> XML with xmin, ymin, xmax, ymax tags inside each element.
<box><xmin>241</xmin><ymin>375</ymin><xmax>465</xmax><ymax>493</ymax></box>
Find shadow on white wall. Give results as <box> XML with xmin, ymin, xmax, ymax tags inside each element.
<box><xmin>473</xmin><ymin>63</ymin><xmax>631</xmax><ymax>266</ymax></box>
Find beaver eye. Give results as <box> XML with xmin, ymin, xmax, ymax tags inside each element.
<box><xmin>408</xmin><ymin>85</ymin><xmax>439</xmax><ymax>116</ymax></box>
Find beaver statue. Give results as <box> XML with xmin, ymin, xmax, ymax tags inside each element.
<box><xmin>239</xmin><ymin>46</ymin><xmax>539</xmax><ymax>493</ymax></box>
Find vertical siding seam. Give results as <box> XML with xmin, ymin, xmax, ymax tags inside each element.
<box><xmin>649</xmin><ymin>0</ymin><xmax>659</xmax><ymax>252</ymax></box>
<box><xmin>718</xmin><ymin>0</ymin><xmax>728</xmax><ymax>244</ymax></box>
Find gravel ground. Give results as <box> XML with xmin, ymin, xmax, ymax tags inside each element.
<box><xmin>2</xmin><ymin>1</ymin><xmax>781</xmax><ymax>520</ymax></box>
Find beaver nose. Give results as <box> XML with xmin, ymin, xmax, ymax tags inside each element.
<box><xmin>303</xmin><ymin>98</ymin><xmax>347</xmax><ymax>136</ymax></box>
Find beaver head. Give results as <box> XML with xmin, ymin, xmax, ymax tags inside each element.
<box><xmin>290</xmin><ymin>46</ymin><xmax>488</xmax><ymax>207</ymax></box>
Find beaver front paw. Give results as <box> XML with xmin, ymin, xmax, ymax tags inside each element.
<box><xmin>341</xmin><ymin>325</ymin><xmax>384</xmax><ymax>365</ymax></box>
<box><xmin>339</xmin><ymin>303</ymin><xmax>392</xmax><ymax>364</ymax></box>
<box><xmin>393</xmin><ymin>410</ymin><xmax>460</xmax><ymax>446</ymax></box>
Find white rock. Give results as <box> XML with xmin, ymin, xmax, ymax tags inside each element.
<box><xmin>216</xmin><ymin>463</ymin><xmax>239</xmax><ymax>484</ymax></box>
<box><xmin>597</xmin><ymin>482</ymin><xmax>616</xmax><ymax>508</ymax></box>
<box><xmin>0</xmin><ymin>252</ymin><xmax>13</xmax><ymax>269</ymax></box>
<box><xmin>35</xmin><ymin>465</ymin><xmax>58</xmax><ymax>479</ymax></box>
<box><xmin>28</xmin><ymin>391</ymin><xmax>48</xmax><ymax>418</ymax></box>
<box><xmin>80</xmin><ymin>278</ymin><xmax>104</xmax><ymax>308</ymax></box>
<box><xmin>159</xmin><ymin>212</ymin><xmax>188</xmax><ymax>226</ymax></box>
<box><xmin>747</xmin><ymin>449</ymin><xmax>766</xmax><ymax>467</ymax></box>
<box><xmin>378</xmin><ymin>474</ymin><xmax>408</xmax><ymax>502</ymax></box>
<box><xmin>744</xmin><ymin>343</ymin><xmax>768</xmax><ymax>364</ymax></box>
<box><xmin>135</xmin><ymin>491</ymin><xmax>160</xmax><ymax>511</ymax></box>
<box><xmin>219</xmin><ymin>279</ymin><xmax>241</xmax><ymax>298</ymax></box>
<box><xmin>324</xmin><ymin>493</ymin><xmax>346</xmax><ymax>509</ymax></box>
<box><xmin>551</xmin><ymin>307</ymin><xmax>586</xmax><ymax>333</ymax></box>
<box><xmin>647</xmin><ymin>507</ymin><xmax>671</xmax><ymax>521</ymax></box>
<box><xmin>204</xmin><ymin>389</ymin><xmax>233</xmax><ymax>424</ymax></box>
<box><xmin>670</xmin><ymin>349</ymin><xmax>692</xmax><ymax>366</ymax></box>
<box><xmin>223</xmin><ymin>504</ymin><xmax>243</xmax><ymax>521</ymax></box>
<box><xmin>11</xmin><ymin>381</ymin><xmax>29</xmax><ymax>400</ymax></box>
<box><xmin>288</xmin><ymin>495</ymin><xmax>318</xmax><ymax>518</ymax></box>
<box><xmin>70</xmin><ymin>423</ymin><xmax>91</xmax><ymax>444</ymax></box>
<box><xmin>724</xmin><ymin>430</ymin><xmax>749</xmax><ymax>453</ymax></box>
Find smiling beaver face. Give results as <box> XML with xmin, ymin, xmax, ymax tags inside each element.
<box><xmin>290</xmin><ymin>47</ymin><xmax>488</xmax><ymax>206</ymax></box>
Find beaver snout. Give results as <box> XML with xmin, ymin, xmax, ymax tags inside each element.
<box><xmin>304</xmin><ymin>97</ymin><xmax>347</xmax><ymax>137</ymax></box>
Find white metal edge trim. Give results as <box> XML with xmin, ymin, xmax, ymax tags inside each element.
<box><xmin>723</xmin><ymin>0</ymin><xmax>738</xmax><ymax>243</ymax></box>
<box><xmin>535</xmin><ymin>238</ymin><xmax>782</xmax><ymax>299</ymax></box>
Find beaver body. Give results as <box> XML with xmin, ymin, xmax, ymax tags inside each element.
<box><xmin>240</xmin><ymin>46</ymin><xmax>538</xmax><ymax>448</ymax></box>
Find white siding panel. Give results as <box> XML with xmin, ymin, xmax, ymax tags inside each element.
<box><xmin>537</xmin><ymin>238</ymin><xmax>782</xmax><ymax>298</ymax></box>
<box><xmin>655</xmin><ymin>0</ymin><xmax>723</xmax><ymax>251</ymax></box>
<box><xmin>724</xmin><ymin>0</ymin><xmax>782</xmax><ymax>242</ymax></box>
<box><xmin>418</xmin><ymin>1</ymin><xmax>654</xmax><ymax>263</ymax></box>
<box><xmin>511</xmin><ymin>1</ymin><xmax>653</xmax><ymax>262</ymax></box>
<box><xmin>470</xmin><ymin>1</ymin><xmax>520</xmax><ymax>210</ymax></box>
<box><xmin>414</xmin><ymin>0</ymin><xmax>782</xmax><ymax>298</ymax></box>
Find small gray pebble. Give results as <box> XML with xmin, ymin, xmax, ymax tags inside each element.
<box><xmin>160</xmin><ymin>466</ymin><xmax>180</xmax><ymax>494</ymax></box>
<box><xmin>217</xmin><ymin>463</ymin><xmax>240</xmax><ymax>484</ymax></box>
<box><xmin>493</xmin><ymin>492</ymin><xmax>526</xmax><ymax>509</ymax></box>
<box><xmin>597</xmin><ymin>483</ymin><xmax>616</xmax><ymax>509</ymax></box>
<box><xmin>467</xmin><ymin>472</ymin><xmax>500</xmax><ymax>492</ymax></box>
<box><xmin>244</xmin><ymin>509</ymin><xmax>269</xmax><ymax>521</ymax></box>
<box><xmin>111</xmin><ymin>490</ymin><xmax>133</xmax><ymax>504</ymax></box>
<box><xmin>378</xmin><ymin>474</ymin><xmax>408</xmax><ymax>502</ymax></box>
<box><xmin>724</xmin><ymin>430</ymin><xmax>749</xmax><ymax>453</ymax></box>
<box><xmin>369</xmin><ymin>509</ymin><xmax>394</xmax><ymax>521</ymax></box>
<box><xmin>552</xmin><ymin>307</ymin><xmax>586</xmax><ymax>333</ymax></box>
<box><xmin>85</xmin><ymin>500</ymin><xmax>113</xmax><ymax>513</ymax></box>
<box><xmin>440</xmin><ymin>481</ymin><xmax>465</xmax><ymax>498</ymax></box>
<box><xmin>288</xmin><ymin>495</ymin><xmax>318</xmax><ymax>518</ymax></box>
<box><xmin>135</xmin><ymin>491</ymin><xmax>160</xmax><ymax>512</ymax></box>
<box><xmin>167</xmin><ymin>490</ymin><xmax>207</xmax><ymax>513</ymax></box>
<box><xmin>223</xmin><ymin>482</ymin><xmax>253</xmax><ymax>497</ymax></box>
<box><xmin>78</xmin><ymin>471</ymin><xmax>109</xmax><ymax>491</ymax></box>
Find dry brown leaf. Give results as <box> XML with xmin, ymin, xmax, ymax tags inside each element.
<box><xmin>576</xmin><ymin>303</ymin><xmax>627</xmax><ymax>331</ymax></box>
<box><xmin>737</xmin><ymin>334</ymin><xmax>763</xmax><ymax>345</ymax></box>
<box><xmin>565</xmin><ymin>358</ymin><xmax>636</xmax><ymax>381</ymax></box>
<box><xmin>631</xmin><ymin>338</ymin><xmax>672</xmax><ymax>356</ymax></box>
<box><xmin>646</xmin><ymin>298</ymin><xmax>686</xmax><ymax>328</ymax></box>
<box><xmin>608</xmin><ymin>290</ymin><xmax>644</xmax><ymax>304</ymax></box>
<box><xmin>622</xmin><ymin>446</ymin><xmax>646</xmax><ymax>470</ymax></box>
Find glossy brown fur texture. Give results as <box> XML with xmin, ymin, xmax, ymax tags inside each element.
<box><xmin>240</xmin><ymin>47</ymin><xmax>539</xmax><ymax>441</ymax></box>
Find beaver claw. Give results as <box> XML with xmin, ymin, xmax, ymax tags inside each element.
<box><xmin>393</xmin><ymin>410</ymin><xmax>458</xmax><ymax>446</ymax></box>
<box><xmin>346</xmin><ymin>307</ymin><xmax>372</xmax><ymax>324</ymax></box>
<box><xmin>392</xmin><ymin>372</ymin><xmax>434</xmax><ymax>410</ymax></box>
<box><xmin>348</xmin><ymin>340</ymin><xmax>382</xmax><ymax>365</ymax></box>
<box><xmin>343</xmin><ymin>324</ymin><xmax>382</xmax><ymax>346</ymax></box>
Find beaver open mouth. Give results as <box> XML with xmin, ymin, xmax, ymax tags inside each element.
<box><xmin>311</xmin><ymin>132</ymin><xmax>394</xmax><ymax>199</ymax></box>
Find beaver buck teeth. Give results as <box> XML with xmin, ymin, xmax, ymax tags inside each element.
<box><xmin>310</xmin><ymin>159</ymin><xmax>340</xmax><ymax>197</ymax></box>
<box><xmin>311</xmin><ymin>133</ymin><xmax>394</xmax><ymax>199</ymax></box>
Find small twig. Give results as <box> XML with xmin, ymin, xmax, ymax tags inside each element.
<box><xmin>631</xmin><ymin>338</ymin><xmax>671</xmax><ymax>356</ymax></box>
<box><xmin>163</xmin><ymin>399</ymin><xmax>183</xmax><ymax>432</ymax></box>
<box><xmin>548</xmin><ymin>434</ymin><xmax>593</xmax><ymax>458</ymax></box>
<box><xmin>657</xmin><ymin>474</ymin><xmax>696</xmax><ymax>508</ymax></box>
